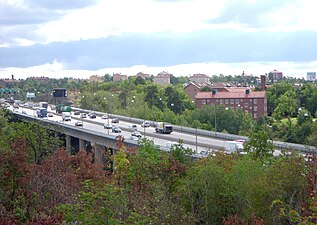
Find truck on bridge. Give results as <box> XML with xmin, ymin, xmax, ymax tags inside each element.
<box><xmin>39</xmin><ymin>102</ymin><xmax>48</xmax><ymax>109</ymax></box>
<box><xmin>56</xmin><ymin>104</ymin><xmax>72</xmax><ymax>114</ymax></box>
<box><xmin>155</xmin><ymin>122</ymin><xmax>173</xmax><ymax>134</ymax></box>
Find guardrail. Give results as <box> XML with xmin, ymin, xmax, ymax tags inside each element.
<box><xmin>72</xmin><ymin>107</ymin><xmax>317</xmax><ymax>153</ymax></box>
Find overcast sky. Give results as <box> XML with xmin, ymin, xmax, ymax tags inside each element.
<box><xmin>1</xmin><ymin>0</ymin><xmax>317</xmax><ymax>79</ymax></box>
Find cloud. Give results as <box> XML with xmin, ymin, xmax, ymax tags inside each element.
<box><xmin>1</xmin><ymin>60</ymin><xmax>313</xmax><ymax>80</ymax></box>
<box><xmin>25</xmin><ymin>0</ymin><xmax>99</xmax><ymax>10</ymax></box>
<box><xmin>1</xmin><ymin>29</ymin><xmax>317</xmax><ymax>70</ymax></box>
<box><xmin>211</xmin><ymin>0</ymin><xmax>296</xmax><ymax>27</ymax></box>
<box><xmin>0</xmin><ymin>0</ymin><xmax>99</xmax><ymax>46</ymax></box>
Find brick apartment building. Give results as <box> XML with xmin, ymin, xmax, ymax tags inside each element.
<box><xmin>153</xmin><ymin>71</ymin><xmax>171</xmax><ymax>86</ymax></box>
<box><xmin>195</xmin><ymin>89</ymin><xmax>267</xmax><ymax>118</ymax></box>
<box><xmin>268</xmin><ymin>69</ymin><xmax>283</xmax><ymax>83</ymax></box>
<box><xmin>29</xmin><ymin>76</ymin><xmax>50</xmax><ymax>82</ymax></box>
<box><xmin>89</xmin><ymin>75</ymin><xmax>103</xmax><ymax>82</ymax></box>
<box><xmin>184</xmin><ymin>81</ymin><xmax>236</xmax><ymax>101</ymax></box>
<box><xmin>113</xmin><ymin>73</ymin><xmax>128</xmax><ymax>82</ymax></box>
<box><xmin>136</xmin><ymin>72</ymin><xmax>150</xmax><ymax>79</ymax></box>
<box><xmin>189</xmin><ymin>73</ymin><xmax>210</xmax><ymax>83</ymax></box>
<box><xmin>0</xmin><ymin>75</ymin><xmax>22</xmax><ymax>88</ymax></box>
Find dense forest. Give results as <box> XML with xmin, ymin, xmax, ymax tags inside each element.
<box><xmin>0</xmin><ymin>108</ymin><xmax>317</xmax><ymax>224</ymax></box>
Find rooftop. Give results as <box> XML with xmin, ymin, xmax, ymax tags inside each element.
<box><xmin>196</xmin><ymin>90</ymin><xmax>266</xmax><ymax>99</ymax></box>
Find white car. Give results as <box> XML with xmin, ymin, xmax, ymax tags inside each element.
<box><xmin>130</xmin><ymin>135</ymin><xmax>139</xmax><ymax>141</ymax></box>
<box><xmin>141</xmin><ymin>121</ymin><xmax>150</xmax><ymax>127</ymax></box>
<box><xmin>101</xmin><ymin>114</ymin><xmax>109</xmax><ymax>119</ymax></box>
<box><xmin>131</xmin><ymin>131</ymin><xmax>142</xmax><ymax>138</ymax></box>
<box><xmin>75</xmin><ymin>121</ymin><xmax>83</xmax><ymax>126</ymax></box>
<box><xmin>130</xmin><ymin>124</ymin><xmax>138</xmax><ymax>130</ymax></box>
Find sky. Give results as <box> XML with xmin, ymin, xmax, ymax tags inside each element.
<box><xmin>1</xmin><ymin>0</ymin><xmax>317</xmax><ymax>80</ymax></box>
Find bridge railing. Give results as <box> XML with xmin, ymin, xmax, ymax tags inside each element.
<box><xmin>72</xmin><ymin>107</ymin><xmax>317</xmax><ymax>153</ymax></box>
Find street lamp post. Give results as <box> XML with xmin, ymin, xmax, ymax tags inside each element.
<box><xmin>214</xmin><ymin>106</ymin><xmax>217</xmax><ymax>137</ymax></box>
<box><xmin>170</xmin><ymin>103</ymin><xmax>174</xmax><ymax>124</ymax></box>
<box><xmin>180</xmin><ymin>103</ymin><xmax>183</xmax><ymax>132</ymax></box>
<box><xmin>130</xmin><ymin>98</ymin><xmax>135</xmax><ymax>123</ymax></box>
<box><xmin>195</xmin><ymin>127</ymin><xmax>198</xmax><ymax>153</ymax></box>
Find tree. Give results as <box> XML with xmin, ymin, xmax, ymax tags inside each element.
<box><xmin>1</xmin><ymin>122</ymin><xmax>59</xmax><ymax>164</ymax></box>
<box><xmin>273</xmin><ymin>90</ymin><xmax>297</xmax><ymax>119</ymax></box>
<box><xmin>134</xmin><ymin>76</ymin><xmax>145</xmax><ymax>85</ymax></box>
<box><xmin>244</xmin><ymin>130</ymin><xmax>274</xmax><ymax>160</ymax></box>
<box><xmin>103</xmin><ymin>73</ymin><xmax>112</xmax><ymax>82</ymax></box>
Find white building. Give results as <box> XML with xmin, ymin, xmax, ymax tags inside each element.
<box><xmin>307</xmin><ymin>72</ymin><xmax>316</xmax><ymax>81</ymax></box>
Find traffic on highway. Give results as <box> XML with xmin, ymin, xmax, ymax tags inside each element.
<box><xmin>11</xmin><ymin>103</ymin><xmax>286</xmax><ymax>157</ymax></box>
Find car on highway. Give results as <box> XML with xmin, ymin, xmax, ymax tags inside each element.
<box><xmin>74</xmin><ymin>111</ymin><xmax>81</xmax><ymax>115</ymax></box>
<box><xmin>129</xmin><ymin>135</ymin><xmax>139</xmax><ymax>141</ymax></box>
<box><xmin>112</xmin><ymin>126</ymin><xmax>121</xmax><ymax>133</ymax></box>
<box><xmin>47</xmin><ymin>112</ymin><xmax>54</xmax><ymax>117</ymax></box>
<box><xmin>130</xmin><ymin>124</ymin><xmax>138</xmax><ymax>130</ymax></box>
<box><xmin>141</xmin><ymin>121</ymin><xmax>150</xmax><ymax>127</ymax></box>
<box><xmin>80</xmin><ymin>113</ymin><xmax>87</xmax><ymax>118</ymax></box>
<box><xmin>101</xmin><ymin>114</ymin><xmax>108</xmax><ymax>119</ymax></box>
<box><xmin>111</xmin><ymin>118</ymin><xmax>119</xmax><ymax>123</ymax></box>
<box><xmin>131</xmin><ymin>131</ymin><xmax>142</xmax><ymax>138</ymax></box>
<box><xmin>22</xmin><ymin>110</ymin><xmax>27</xmax><ymax>114</ymax></box>
<box><xmin>104</xmin><ymin>123</ymin><xmax>112</xmax><ymax>129</ymax></box>
<box><xmin>88</xmin><ymin>112</ymin><xmax>97</xmax><ymax>118</ymax></box>
<box><xmin>75</xmin><ymin>121</ymin><xmax>83</xmax><ymax>126</ymax></box>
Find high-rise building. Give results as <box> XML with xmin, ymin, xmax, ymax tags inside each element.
<box><xmin>307</xmin><ymin>72</ymin><xmax>316</xmax><ymax>81</ymax></box>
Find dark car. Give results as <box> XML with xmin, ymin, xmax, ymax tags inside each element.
<box><xmin>111</xmin><ymin>118</ymin><xmax>119</xmax><ymax>123</ymax></box>
<box><xmin>104</xmin><ymin>123</ymin><xmax>112</xmax><ymax>129</ymax></box>
<box><xmin>89</xmin><ymin>112</ymin><xmax>96</xmax><ymax>118</ymax></box>
<box><xmin>112</xmin><ymin>126</ymin><xmax>121</xmax><ymax>133</ymax></box>
<box><xmin>74</xmin><ymin>111</ymin><xmax>81</xmax><ymax>115</ymax></box>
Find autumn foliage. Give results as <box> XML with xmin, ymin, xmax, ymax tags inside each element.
<box><xmin>0</xmin><ymin>138</ymin><xmax>104</xmax><ymax>224</ymax></box>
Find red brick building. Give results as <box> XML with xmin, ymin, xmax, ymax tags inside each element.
<box><xmin>184</xmin><ymin>81</ymin><xmax>237</xmax><ymax>101</ymax></box>
<box><xmin>268</xmin><ymin>69</ymin><xmax>283</xmax><ymax>83</ymax></box>
<box><xmin>195</xmin><ymin>89</ymin><xmax>267</xmax><ymax>118</ymax></box>
<box><xmin>184</xmin><ymin>82</ymin><xmax>212</xmax><ymax>100</ymax></box>
<box><xmin>136</xmin><ymin>72</ymin><xmax>150</xmax><ymax>79</ymax></box>
<box><xmin>153</xmin><ymin>71</ymin><xmax>171</xmax><ymax>86</ymax></box>
<box><xmin>113</xmin><ymin>73</ymin><xmax>128</xmax><ymax>82</ymax></box>
<box><xmin>189</xmin><ymin>73</ymin><xmax>210</xmax><ymax>83</ymax></box>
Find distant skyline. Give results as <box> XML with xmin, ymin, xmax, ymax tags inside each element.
<box><xmin>1</xmin><ymin>0</ymin><xmax>317</xmax><ymax>79</ymax></box>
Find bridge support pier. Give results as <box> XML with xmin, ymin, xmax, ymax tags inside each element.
<box><xmin>94</xmin><ymin>144</ymin><xmax>103</xmax><ymax>164</ymax></box>
<box><xmin>66</xmin><ymin>135</ymin><xmax>72</xmax><ymax>154</ymax></box>
<box><xmin>79</xmin><ymin>139</ymin><xmax>85</xmax><ymax>152</ymax></box>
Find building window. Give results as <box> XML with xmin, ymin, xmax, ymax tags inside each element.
<box><xmin>202</xmin><ymin>100</ymin><xmax>206</xmax><ymax>105</ymax></box>
<box><xmin>225</xmin><ymin>99</ymin><xmax>229</xmax><ymax>104</ymax></box>
<box><xmin>207</xmin><ymin>99</ymin><xmax>210</xmax><ymax>103</ymax></box>
<box><xmin>230</xmin><ymin>99</ymin><xmax>234</xmax><ymax>104</ymax></box>
<box><xmin>245</xmin><ymin>103</ymin><xmax>248</xmax><ymax>107</ymax></box>
<box><xmin>254</xmin><ymin>106</ymin><xmax>257</xmax><ymax>111</ymax></box>
<box><xmin>235</xmin><ymin>99</ymin><xmax>239</xmax><ymax>104</ymax></box>
<box><xmin>254</xmin><ymin>99</ymin><xmax>258</xmax><ymax>104</ymax></box>
<box><xmin>220</xmin><ymin>99</ymin><xmax>224</xmax><ymax>104</ymax></box>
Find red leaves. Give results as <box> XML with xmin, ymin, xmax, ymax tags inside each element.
<box><xmin>23</xmin><ymin>149</ymin><xmax>104</xmax><ymax>212</ymax></box>
<box><xmin>0</xmin><ymin>144</ymin><xmax>105</xmax><ymax>223</ymax></box>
